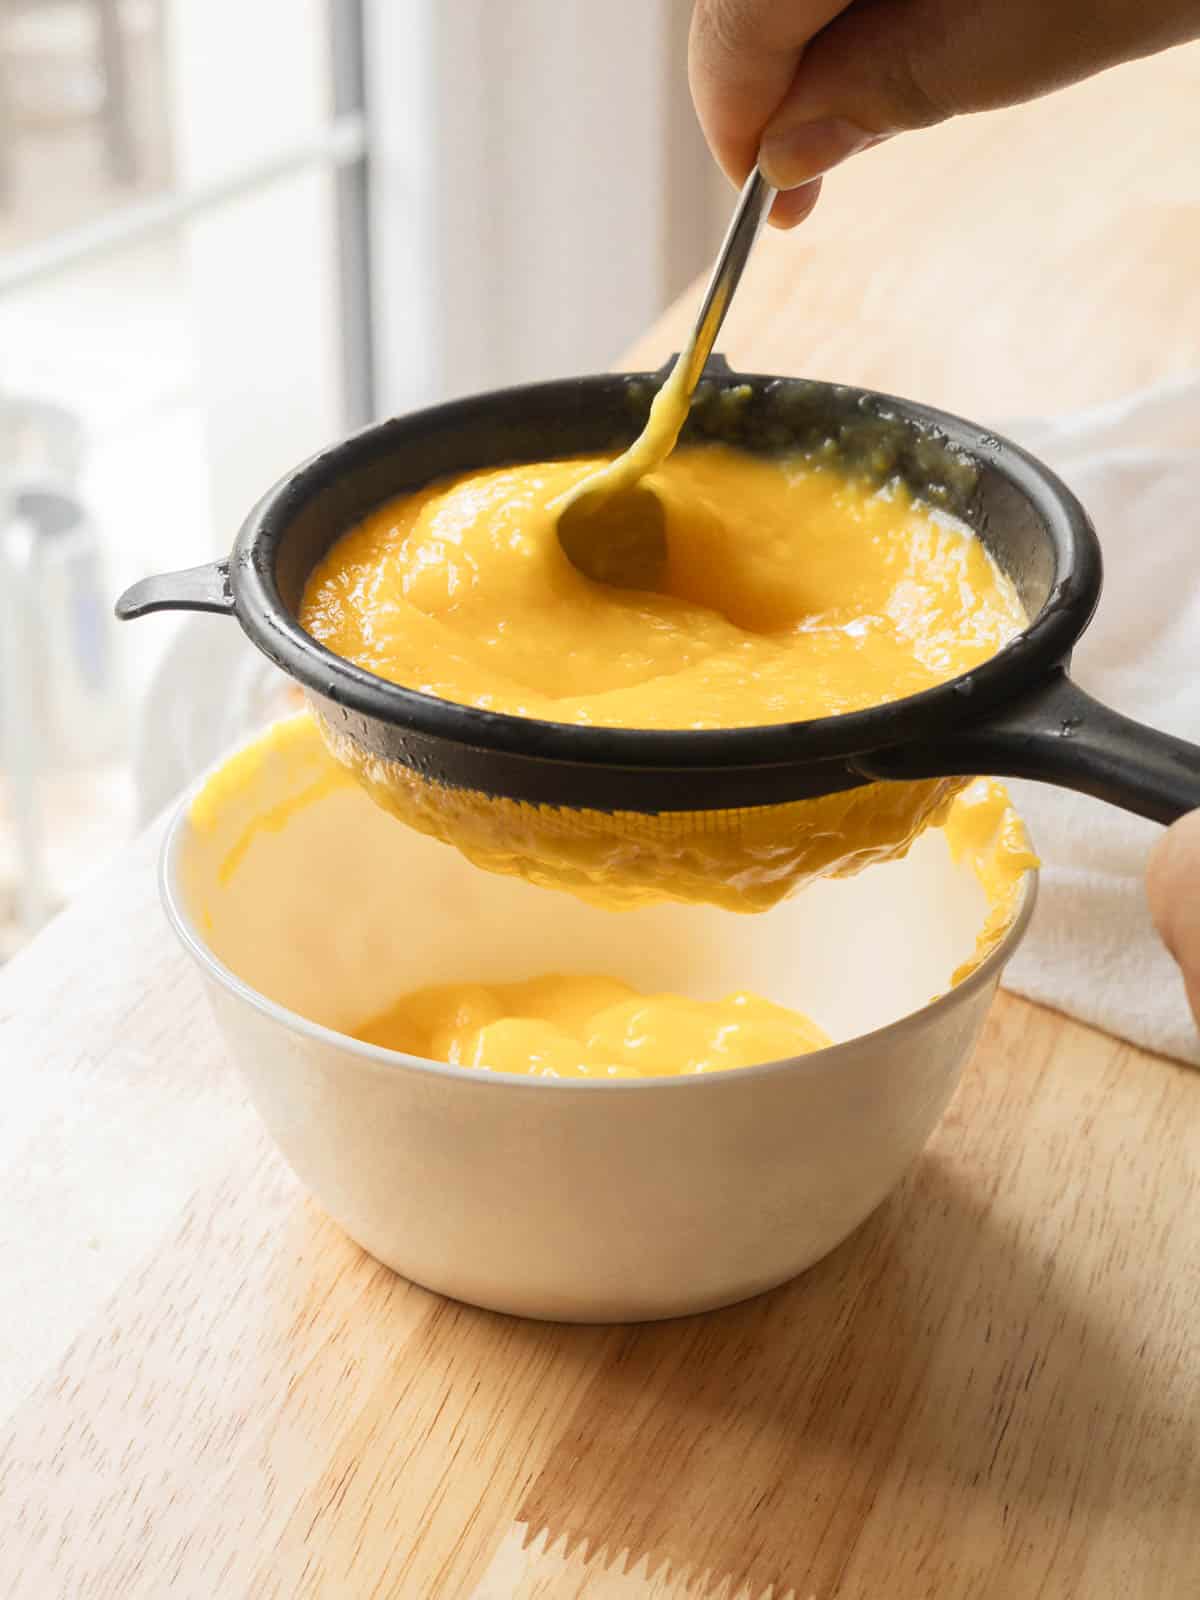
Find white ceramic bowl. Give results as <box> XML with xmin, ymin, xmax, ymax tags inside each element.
<box><xmin>162</xmin><ymin>717</ymin><xmax>1035</xmax><ymax>1323</ymax></box>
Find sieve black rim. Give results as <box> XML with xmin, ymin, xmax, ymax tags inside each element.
<box><xmin>229</xmin><ymin>371</ymin><xmax>1101</xmax><ymax>775</ymax></box>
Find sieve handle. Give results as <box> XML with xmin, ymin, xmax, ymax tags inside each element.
<box><xmin>862</xmin><ymin>669</ymin><xmax>1200</xmax><ymax>825</ymax></box>
<box><xmin>115</xmin><ymin>560</ymin><xmax>233</xmax><ymax>619</ymax></box>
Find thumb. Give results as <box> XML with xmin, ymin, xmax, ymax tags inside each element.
<box><xmin>1146</xmin><ymin>810</ymin><xmax>1200</xmax><ymax>1029</ymax></box>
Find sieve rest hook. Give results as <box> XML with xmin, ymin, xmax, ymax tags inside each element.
<box><xmin>859</xmin><ymin>669</ymin><xmax>1200</xmax><ymax>826</ymax></box>
<box><xmin>115</xmin><ymin>560</ymin><xmax>233</xmax><ymax>620</ymax></box>
<box><xmin>651</xmin><ymin>350</ymin><xmax>739</xmax><ymax>386</ymax></box>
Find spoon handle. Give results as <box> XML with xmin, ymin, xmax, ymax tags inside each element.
<box><xmin>679</xmin><ymin>168</ymin><xmax>777</xmax><ymax>394</ymax></box>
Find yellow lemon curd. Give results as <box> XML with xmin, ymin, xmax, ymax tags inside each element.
<box><xmin>355</xmin><ymin>975</ymin><xmax>831</xmax><ymax>1080</ymax></box>
<box><xmin>300</xmin><ymin>443</ymin><xmax>1030</xmax><ymax>912</ymax></box>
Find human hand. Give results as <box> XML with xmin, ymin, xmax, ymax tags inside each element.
<box><xmin>690</xmin><ymin>0</ymin><xmax>1200</xmax><ymax>226</ymax></box>
<box><xmin>1147</xmin><ymin>811</ymin><xmax>1200</xmax><ymax>1029</ymax></box>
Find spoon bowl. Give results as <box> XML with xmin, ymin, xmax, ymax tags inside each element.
<box><xmin>554</xmin><ymin>168</ymin><xmax>775</xmax><ymax>588</ymax></box>
<box><xmin>555</xmin><ymin>481</ymin><xmax>668</xmax><ymax>590</ymax></box>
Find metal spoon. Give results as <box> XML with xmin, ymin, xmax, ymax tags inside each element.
<box><xmin>556</xmin><ymin>166</ymin><xmax>776</xmax><ymax>588</ymax></box>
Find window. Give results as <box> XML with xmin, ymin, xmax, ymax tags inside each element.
<box><xmin>0</xmin><ymin>0</ymin><xmax>721</xmax><ymax>958</ymax></box>
<box><xmin>0</xmin><ymin>0</ymin><xmax>368</xmax><ymax>952</ymax></box>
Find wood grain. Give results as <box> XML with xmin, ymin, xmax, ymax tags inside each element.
<box><xmin>3</xmin><ymin>42</ymin><xmax>1200</xmax><ymax>1600</ymax></box>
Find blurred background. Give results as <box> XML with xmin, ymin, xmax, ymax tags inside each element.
<box><xmin>0</xmin><ymin>0</ymin><xmax>728</xmax><ymax>957</ymax></box>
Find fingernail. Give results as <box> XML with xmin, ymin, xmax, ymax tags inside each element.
<box><xmin>759</xmin><ymin>117</ymin><xmax>877</xmax><ymax>190</ymax></box>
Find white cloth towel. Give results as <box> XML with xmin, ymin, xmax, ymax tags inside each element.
<box><xmin>133</xmin><ymin>378</ymin><xmax>1200</xmax><ymax>1063</ymax></box>
<box><xmin>999</xmin><ymin>376</ymin><xmax>1200</xmax><ymax>1064</ymax></box>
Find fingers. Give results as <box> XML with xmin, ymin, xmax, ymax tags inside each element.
<box><xmin>689</xmin><ymin>0</ymin><xmax>854</xmax><ymax>185</ymax></box>
<box><xmin>689</xmin><ymin>0</ymin><xmax>952</xmax><ymax>229</ymax></box>
<box><xmin>758</xmin><ymin>0</ymin><xmax>952</xmax><ymax>191</ymax></box>
<box><xmin>1147</xmin><ymin>810</ymin><xmax>1200</xmax><ymax>1028</ymax></box>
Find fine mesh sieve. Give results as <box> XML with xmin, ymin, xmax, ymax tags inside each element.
<box><xmin>116</xmin><ymin>360</ymin><xmax>1200</xmax><ymax>908</ymax></box>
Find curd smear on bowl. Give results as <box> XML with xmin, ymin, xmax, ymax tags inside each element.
<box><xmin>187</xmin><ymin>714</ymin><xmax>1035</xmax><ymax>1080</ymax></box>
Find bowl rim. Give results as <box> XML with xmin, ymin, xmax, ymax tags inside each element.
<box><xmin>159</xmin><ymin>753</ymin><xmax>1039</xmax><ymax>1095</ymax></box>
